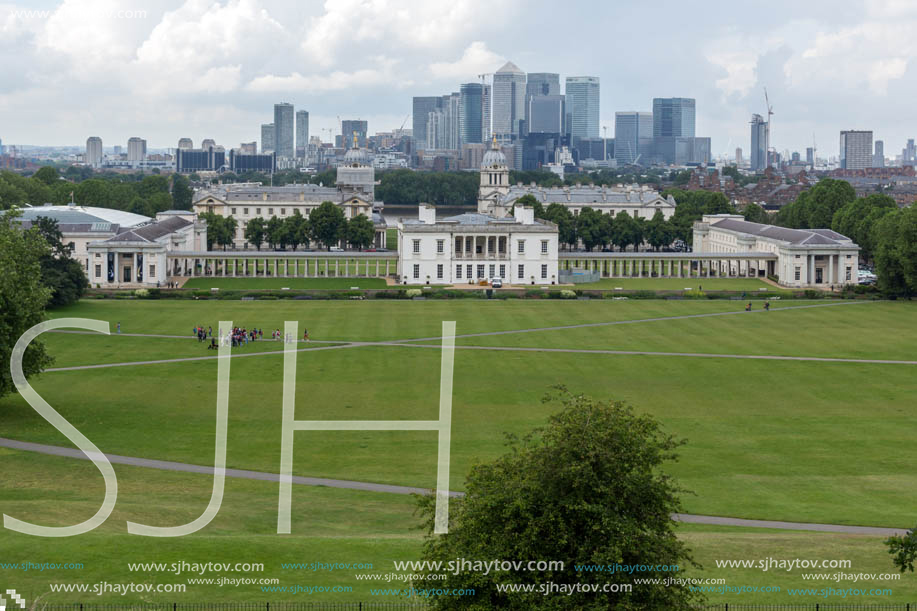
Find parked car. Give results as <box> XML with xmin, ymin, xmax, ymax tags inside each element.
<box><xmin>491</xmin><ymin>278</ymin><xmax>503</xmax><ymax>288</ymax></box>
<box><xmin>329</xmin><ymin>246</ymin><xmax>344</xmax><ymax>252</ymax></box>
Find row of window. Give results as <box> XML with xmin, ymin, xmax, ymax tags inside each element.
<box><xmin>412</xmin><ymin>239</ymin><xmax>550</xmax><ymax>255</ymax></box>
<box><xmin>793</xmin><ymin>266</ymin><xmax>853</xmax><ymax>281</ymax></box>
<box><xmin>411</xmin><ymin>263</ymin><xmax>550</xmax><ymax>281</ymax></box>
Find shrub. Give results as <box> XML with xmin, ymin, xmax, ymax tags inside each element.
<box><xmin>560</xmin><ymin>289</ymin><xmax>577</xmax><ymax>299</ymax></box>
<box><xmin>683</xmin><ymin>289</ymin><xmax>706</xmax><ymax>299</ymax></box>
<box><xmin>406</xmin><ymin>288</ymin><xmax>422</xmax><ymax>298</ymax></box>
<box><xmin>133</xmin><ymin>288</ymin><xmax>149</xmax><ymax>298</ymax></box>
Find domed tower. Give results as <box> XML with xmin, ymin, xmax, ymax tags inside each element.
<box><xmin>337</xmin><ymin>132</ymin><xmax>375</xmax><ymax>211</ymax></box>
<box><xmin>478</xmin><ymin>135</ymin><xmax>511</xmax><ymax>217</ymax></box>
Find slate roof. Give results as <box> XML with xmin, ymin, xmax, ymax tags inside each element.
<box><xmin>499</xmin><ymin>185</ymin><xmax>674</xmax><ymax>207</ymax></box>
<box><xmin>103</xmin><ymin>215</ymin><xmax>192</xmax><ymax>243</ymax></box>
<box><xmin>710</xmin><ymin>218</ymin><xmax>855</xmax><ymax>246</ymax></box>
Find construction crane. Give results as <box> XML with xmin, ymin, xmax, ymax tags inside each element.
<box><xmin>764</xmin><ymin>87</ymin><xmax>774</xmax><ymax>167</ymax></box>
<box><xmin>477</xmin><ymin>72</ymin><xmax>492</xmax><ymax>84</ymax></box>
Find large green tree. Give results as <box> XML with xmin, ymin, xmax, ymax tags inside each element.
<box><xmin>170</xmin><ymin>173</ymin><xmax>193</xmax><ymax>210</ymax></box>
<box><xmin>886</xmin><ymin>526</ymin><xmax>917</xmax><ymax>574</ymax></box>
<box><xmin>832</xmin><ymin>193</ymin><xmax>896</xmax><ymax>262</ymax></box>
<box><xmin>283</xmin><ymin>211</ymin><xmax>310</xmax><ymax>251</ymax></box>
<box><xmin>776</xmin><ymin>178</ymin><xmax>856</xmax><ymax>229</ymax></box>
<box><xmin>542</xmin><ymin>203</ymin><xmax>576</xmax><ymax>249</ymax></box>
<box><xmin>309</xmin><ymin>201</ymin><xmax>346</xmax><ymax>250</ymax></box>
<box><xmin>575</xmin><ymin>207</ymin><xmax>606</xmax><ymax>251</ymax></box>
<box><xmin>513</xmin><ymin>193</ymin><xmax>545</xmax><ymax>218</ymax></box>
<box><xmin>870</xmin><ymin>207</ymin><xmax>917</xmax><ymax>297</ymax></box>
<box><xmin>742</xmin><ymin>202</ymin><xmax>770</xmax><ymax>224</ymax></box>
<box><xmin>244</xmin><ymin>217</ymin><xmax>266</xmax><ymax>250</ymax></box>
<box><xmin>415</xmin><ymin>388</ymin><xmax>702</xmax><ymax>610</ymax></box>
<box><xmin>346</xmin><ymin>214</ymin><xmax>375</xmax><ymax>250</ymax></box>
<box><xmin>645</xmin><ymin>209</ymin><xmax>675</xmax><ymax>251</ymax></box>
<box><xmin>0</xmin><ymin>209</ymin><xmax>53</xmax><ymax>399</ymax></box>
<box><xmin>32</xmin><ymin>216</ymin><xmax>88</xmax><ymax>306</ymax></box>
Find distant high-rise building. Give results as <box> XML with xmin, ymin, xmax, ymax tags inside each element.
<box><xmin>127</xmin><ymin>137</ymin><xmax>146</xmax><ymax>162</ymax></box>
<box><xmin>527</xmin><ymin>95</ymin><xmax>565</xmax><ymax>135</ymax></box>
<box><xmin>791</xmin><ymin>151</ymin><xmax>801</xmax><ymax>162</ymax></box>
<box><xmin>873</xmin><ymin>140</ymin><xmax>884</xmax><ymax>167</ymax></box>
<box><xmin>565</xmin><ymin>76</ymin><xmax>600</xmax><ymax>140</ymax></box>
<box><xmin>201</xmin><ymin>139</ymin><xmax>215</xmax><ymax>150</ymax></box>
<box><xmin>750</xmin><ymin>114</ymin><xmax>768</xmax><ymax>171</ymax></box>
<box><xmin>526</xmin><ymin>73</ymin><xmax>560</xmax><ymax>98</ymax></box>
<box><xmin>341</xmin><ymin>120</ymin><xmax>368</xmax><ymax>148</ymax></box>
<box><xmin>261</xmin><ymin>123</ymin><xmax>275</xmax><ymax>153</ymax></box>
<box><xmin>177</xmin><ymin>138</ymin><xmax>193</xmax><ymax>150</ymax></box>
<box><xmin>86</xmin><ymin>136</ymin><xmax>103</xmax><ymax>168</ymax></box>
<box><xmin>296</xmin><ymin>110</ymin><xmax>309</xmax><ymax>158</ymax></box>
<box><xmin>653</xmin><ymin>97</ymin><xmax>695</xmax><ymax>164</ymax></box>
<box><xmin>442</xmin><ymin>92</ymin><xmax>461</xmax><ymax>150</ymax></box>
<box><xmin>460</xmin><ymin>83</ymin><xmax>485</xmax><ymax>145</ymax></box>
<box><xmin>492</xmin><ymin>61</ymin><xmax>526</xmax><ymax>138</ymax></box>
<box><xmin>735</xmin><ymin>147</ymin><xmax>743</xmax><ymax>166</ymax></box>
<box><xmin>614</xmin><ymin>112</ymin><xmax>653</xmax><ymax>166</ymax></box>
<box><xmin>905</xmin><ymin>139</ymin><xmax>916</xmax><ymax>165</ymax></box>
<box><xmin>413</xmin><ymin>97</ymin><xmax>443</xmax><ymax>151</ymax></box>
<box><xmin>240</xmin><ymin>142</ymin><xmax>257</xmax><ymax>155</ymax></box>
<box><xmin>806</xmin><ymin>147</ymin><xmax>814</xmax><ymax>166</ymax></box>
<box><xmin>274</xmin><ymin>103</ymin><xmax>294</xmax><ymax>158</ymax></box>
<box><xmin>839</xmin><ymin>130</ymin><xmax>873</xmax><ymax>170</ymax></box>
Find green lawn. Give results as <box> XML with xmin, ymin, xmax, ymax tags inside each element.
<box><xmin>2</xmin><ymin>298</ymin><xmax>915</xmax><ymax>605</ymax></box>
<box><xmin>182</xmin><ymin>277</ymin><xmax>389</xmax><ymax>290</ymax></box>
<box><xmin>2</xmin><ymin>451</ymin><xmax>915</xmax><ymax>605</ymax></box>
<box><xmin>572</xmin><ymin>277</ymin><xmax>783</xmax><ymax>291</ymax></box>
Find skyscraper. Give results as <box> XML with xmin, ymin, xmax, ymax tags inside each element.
<box><xmin>127</xmin><ymin>137</ymin><xmax>146</xmax><ymax>162</ymax></box>
<box><xmin>526</xmin><ymin>73</ymin><xmax>560</xmax><ymax>98</ymax></box>
<box><xmin>527</xmin><ymin>95</ymin><xmax>565</xmax><ymax>134</ymax></box>
<box><xmin>341</xmin><ymin>120</ymin><xmax>368</xmax><ymax>148</ymax></box>
<box><xmin>413</xmin><ymin>96</ymin><xmax>443</xmax><ymax>150</ymax></box>
<box><xmin>177</xmin><ymin>138</ymin><xmax>193</xmax><ymax>149</ymax></box>
<box><xmin>296</xmin><ymin>110</ymin><xmax>309</xmax><ymax>159</ymax></box>
<box><xmin>273</xmin><ymin>103</ymin><xmax>294</xmax><ymax>158</ymax></box>
<box><xmin>492</xmin><ymin>61</ymin><xmax>526</xmax><ymax>139</ymax></box>
<box><xmin>460</xmin><ymin>83</ymin><xmax>484</xmax><ymax>144</ymax></box>
<box><xmin>261</xmin><ymin>123</ymin><xmax>275</xmax><ymax>153</ymax></box>
<box><xmin>839</xmin><ymin>130</ymin><xmax>873</xmax><ymax>170</ymax></box>
<box><xmin>482</xmin><ymin>83</ymin><xmax>491</xmax><ymax>142</ymax></box>
<box><xmin>806</xmin><ymin>147</ymin><xmax>814</xmax><ymax>167</ymax></box>
<box><xmin>874</xmin><ymin>140</ymin><xmax>884</xmax><ymax>168</ymax></box>
<box><xmin>614</xmin><ymin>112</ymin><xmax>653</xmax><ymax>166</ymax></box>
<box><xmin>565</xmin><ymin>76</ymin><xmax>600</xmax><ymax>140</ymax></box>
<box><xmin>653</xmin><ymin>98</ymin><xmax>696</xmax><ymax>139</ymax></box>
<box><xmin>750</xmin><ymin>114</ymin><xmax>768</xmax><ymax>171</ymax></box>
<box><xmin>86</xmin><ymin>136</ymin><xmax>103</xmax><ymax>168</ymax></box>
<box><xmin>736</xmin><ymin>148</ymin><xmax>743</xmax><ymax>166</ymax></box>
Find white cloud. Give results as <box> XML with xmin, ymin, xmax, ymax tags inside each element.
<box><xmin>784</xmin><ymin>22</ymin><xmax>913</xmax><ymax>95</ymax></box>
<box><xmin>429</xmin><ymin>41</ymin><xmax>504</xmax><ymax>81</ymax></box>
<box><xmin>246</xmin><ymin>57</ymin><xmax>408</xmax><ymax>93</ymax></box>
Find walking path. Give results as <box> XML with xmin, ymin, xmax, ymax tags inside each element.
<box><xmin>0</xmin><ymin>437</ymin><xmax>905</xmax><ymax>536</ymax></box>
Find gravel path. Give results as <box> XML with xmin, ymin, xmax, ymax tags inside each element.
<box><xmin>0</xmin><ymin>437</ymin><xmax>905</xmax><ymax>536</ymax></box>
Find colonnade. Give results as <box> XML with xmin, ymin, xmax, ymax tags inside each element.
<box><xmin>558</xmin><ymin>256</ymin><xmax>774</xmax><ymax>279</ymax></box>
<box><xmin>169</xmin><ymin>255</ymin><xmax>398</xmax><ymax>279</ymax></box>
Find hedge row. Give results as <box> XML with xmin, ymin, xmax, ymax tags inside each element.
<box><xmin>83</xmin><ymin>286</ymin><xmax>882</xmax><ymax>302</ymax></box>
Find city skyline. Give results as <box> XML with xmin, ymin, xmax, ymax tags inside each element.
<box><xmin>2</xmin><ymin>0</ymin><xmax>916</xmax><ymax>156</ymax></box>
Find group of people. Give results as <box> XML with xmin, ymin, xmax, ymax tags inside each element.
<box><xmin>744</xmin><ymin>301</ymin><xmax>770</xmax><ymax>311</ymax></box>
<box><xmin>196</xmin><ymin>325</ymin><xmax>310</xmax><ymax>350</ymax></box>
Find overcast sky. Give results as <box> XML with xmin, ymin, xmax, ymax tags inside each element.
<box><xmin>2</xmin><ymin>0</ymin><xmax>915</xmax><ymax>158</ymax></box>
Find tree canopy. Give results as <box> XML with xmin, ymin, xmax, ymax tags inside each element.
<box><xmin>346</xmin><ymin>214</ymin><xmax>375</xmax><ymax>250</ymax></box>
<box><xmin>414</xmin><ymin>388</ymin><xmax>701</xmax><ymax>610</ymax></box>
<box><xmin>0</xmin><ymin>209</ymin><xmax>53</xmax><ymax>400</ymax></box>
<box><xmin>309</xmin><ymin>201</ymin><xmax>346</xmax><ymax>250</ymax></box>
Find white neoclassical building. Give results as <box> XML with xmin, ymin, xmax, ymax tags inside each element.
<box><xmin>192</xmin><ymin>147</ymin><xmax>387</xmax><ymax>248</ymax></box>
<box><xmin>17</xmin><ymin>204</ymin><xmax>151</xmax><ymax>275</ymax></box>
<box><xmin>693</xmin><ymin>214</ymin><xmax>860</xmax><ymax>288</ymax></box>
<box><xmin>398</xmin><ymin>205</ymin><xmax>559</xmax><ymax>285</ymax></box>
<box><xmin>86</xmin><ymin>211</ymin><xmax>207</xmax><ymax>287</ymax></box>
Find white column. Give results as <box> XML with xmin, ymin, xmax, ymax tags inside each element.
<box><xmin>828</xmin><ymin>254</ymin><xmax>834</xmax><ymax>287</ymax></box>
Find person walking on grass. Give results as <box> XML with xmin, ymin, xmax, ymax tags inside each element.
<box><xmin>116</xmin><ymin>322</ymin><xmax>121</xmax><ymax>334</ymax></box>
<box><xmin>764</xmin><ymin>300</ymin><xmax>770</xmax><ymax>311</ymax></box>
<box><xmin>303</xmin><ymin>329</ymin><xmax>309</xmax><ymax>342</ymax></box>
